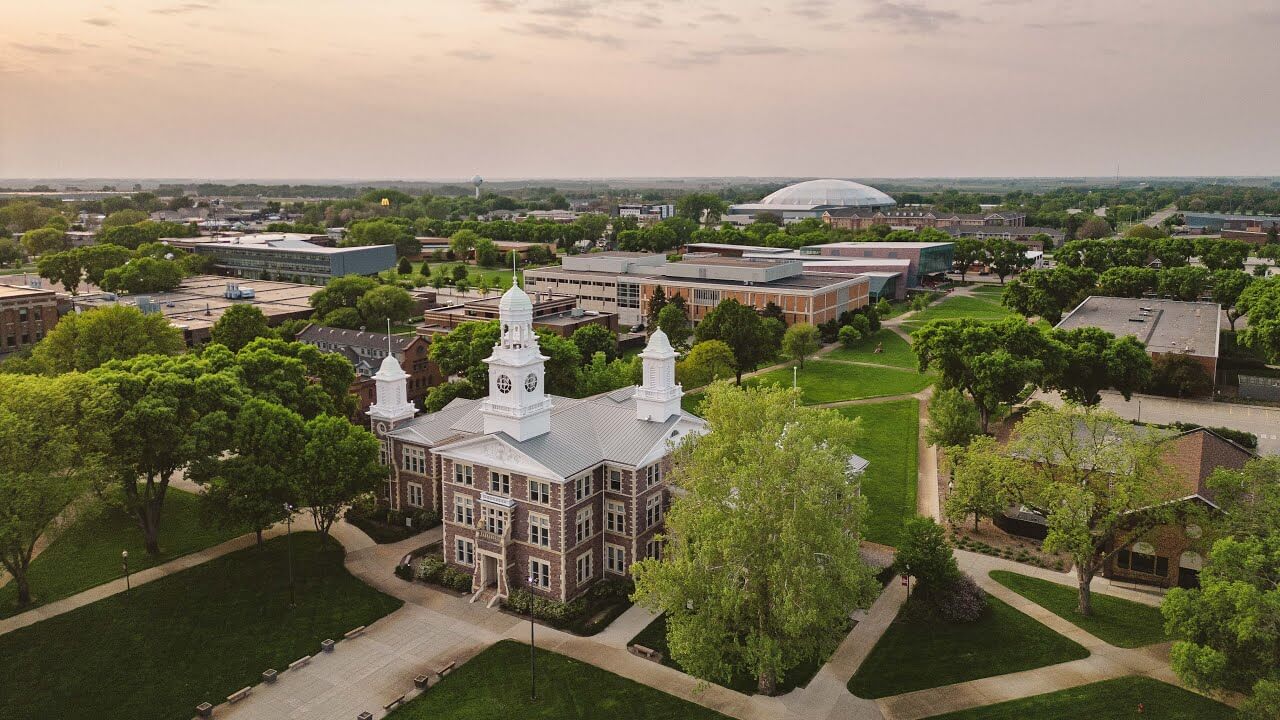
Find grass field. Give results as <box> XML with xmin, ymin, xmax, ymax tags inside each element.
<box><xmin>900</xmin><ymin>294</ymin><xmax>1016</xmax><ymax>331</ymax></box>
<box><xmin>838</xmin><ymin>400</ymin><xmax>920</xmax><ymax>547</ymax></box>
<box><xmin>388</xmin><ymin>639</ymin><xmax>730</xmax><ymax>719</ymax></box>
<box><xmin>923</xmin><ymin>676</ymin><xmax>1236</xmax><ymax>720</ymax></box>
<box><xmin>749</xmin><ymin>360</ymin><xmax>932</xmax><ymax>404</ymax></box>
<box><xmin>847</xmin><ymin>595</ymin><xmax>1090</xmax><ymax>698</ymax></box>
<box><xmin>626</xmin><ymin>614</ymin><xmax>835</xmax><ymax>696</ymax></box>
<box><xmin>989</xmin><ymin>571</ymin><xmax>1169</xmax><ymax>648</ymax></box>
<box><xmin>0</xmin><ymin>488</ymin><xmax>247</xmax><ymax>618</ymax></box>
<box><xmin>0</xmin><ymin>533</ymin><xmax>402</xmax><ymax>720</ymax></box>
<box><xmin>825</xmin><ymin>328</ymin><xmax>918</xmax><ymax>369</ymax></box>
<box><xmin>413</xmin><ymin>261</ymin><xmax>524</xmax><ymax>289</ymax></box>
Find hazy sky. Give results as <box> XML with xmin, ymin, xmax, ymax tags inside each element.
<box><xmin>3</xmin><ymin>0</ymin><xmax>1279</xmax><ymax>180</ymax></box>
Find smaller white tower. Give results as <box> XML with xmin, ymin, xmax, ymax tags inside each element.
<box><xmin>635</xmin><ymin>328</ymin><xmax>682</xmax><ymax>422</ymax></box>
<box><xmin>369</xmin><ymin>355</ymin><xmax>417</xmax><ymax>430</ymax></box>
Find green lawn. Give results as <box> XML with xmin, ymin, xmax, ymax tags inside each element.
<box><xmin>923</xmin><ymin>676</ymin><xmax>1236</xmax><ymax>720</ymax></box>
<box><xmin>989</xmin><ymin>571</ymin><xmax>1169</xmax><ymax>648</ymax></box>
<box><xmin>825</xmin><ymin>328</ymin><xmax>918</xmax><ymax>369</ymax></box>
<box><xmin>626</xmin><ymin>614</ymin><xmax>834</xmax><ymax>695</ymax></box>
<box><xmin>968</xmin><ymin>285</ymin><xmax>1007</xmax><ymax>297</ymax></box>
<box><xmin>900</xmin><ymin>294</ymin><xmax>1015</xmax><ymax>331</ymax></box>
<box><xmin>0</xmin><ymin>488</ymin><xmax>248</xmax><ymax>618</ymax></box>
<box><xmin>748</xmin><ymin>360</ymin><xmax>932</xmax><ymax>404</ymax></box>
<box><xmin>847</xmin><ymin>595</ymin><xmax>1090</xmax><ymax>698</ymax></box>
<box><xmin>838</xmin><ymin>400</ymin><xmax>920</xmax><ymax>547</ymax></box>
<box><xmin>414</xmin><ymin>261</ymin><xmax>524</xmax><ymax>289</ymax></box>
<box><xmin>388</xmin><ymin>639</ymin><xmax>730</xmax><ymax>719</ymax></box>
<box><xmin>0</xmin><ymin>533</ymin><xmax>402</xmax><ymax>720</ymax></box>
<box><xmin>681</xmin><ymin>390</ymin><xmax>704</xmax><ymax>415</ymax></box>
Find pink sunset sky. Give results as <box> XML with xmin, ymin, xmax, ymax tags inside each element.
<box><xmin>2</xmin><ymin>0</ymin><xmax>1278</xmax><ymax>179</ymax></box>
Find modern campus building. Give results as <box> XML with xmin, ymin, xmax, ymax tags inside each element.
<box><xmin>295</xmin><ymin>325</ymin><xmax>440</xmax><ymax>414</ymax></box>
<box><xmin>167</xmin><ymin>233</ymin><xmax>396</xmax><ymax>284</ymax></box>
<box><xmin>799</xmin><ymin>241</ymin><xmax>955</xmax><ymax>289</ymax></box>
<box><xmin>0</xmin><ymin>284</ymin><xmax>58</xmax><ymax>355</ymax></box>
<box><xmin>370</xmin><ymin>281</ymin><xmax>707</xmax><ymax>602</ymax></box>
<box><xmin>524</xmin><ymin>252</ymin><xmax>870</xmax><ymax>327</ymax></box>
<box><xmin>683</xmin><ymin>243</ymin><xmax>912</xmax><ymax>300</ymax></box>
<box><xmin>726</xmin><ymin>178</ymin><xmax>896</xmax><ymax>223</ymax></box>
<box><xmin>1055</xmin><ymin>296</ymin><xmax>1222</xmax><ymax>390</ymax></box>
<box><xmin>420</xmin><ymin>292</ymin><xmax>618</xmax><ymax>338</ymax></box>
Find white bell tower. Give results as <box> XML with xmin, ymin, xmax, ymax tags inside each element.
<box><xmin>481</xmin><ymin>281</ymin><xmax>552</xmax><ymax>441</ymax></box>
<box><xmin>635</xmin><ymin>328</ymin><xmax>682</xmax><ymax>422</ymax></box>
<box><xmin>369</xmin><ymin>354</ymin><xmax>417</xmax><ymax>430</ymax></box>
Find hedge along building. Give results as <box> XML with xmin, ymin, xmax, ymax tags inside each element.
<box><xmin>370</xmin><ymin>278</ymin><xmax>706</xmax><ymax>603</ymax></box>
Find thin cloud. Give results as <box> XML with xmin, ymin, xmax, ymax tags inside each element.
<box><xmin>447</xmin><ymin>48</ymin><xmax>496</xmax><ymax>61</ymax></box>
<box><xmin>10</xmin><ymin>42</ymin><xmax>70</xmax><ymax>55</ymax></box>
<box><xmin>150</xmin><ymin>3</ymin><xmax>215</xmax><ymax>16</ymax></box>
<box><xmin>508</xmin><ymin>22</ymin><xmax>622</xmax><ymax>45</ymax></box>
<box><xmin>479</xmin><ymin>0</ymin><xmax>522</xmax><ymax>11</ymax></box>
<box><xmin>532</xmin><ymin>1</ymin><xmax>595</xmax><ymax>19</ymax></box>
<box><xmin>83</xmin><ymin>17</ymin><xmax>115</xmax><ymax>27</ymax></box>
<box><xmin>791</xmin><ymin>0</ymin><xmax>833</xmax><ymax>20</ymax></box>
<box><xmin>657</xmin><ymin>42</ymin><xmax>800</xmax><ymax>69</ymax></box>
<box><xmin>700</xmin><ymin>12</ymin><xmax>740</xmax><ymax>24</ymax></box>
<box><xmin>860</xmin><ymin>0</ymin><xmax>964</xmax><ymax>33</ymax></box>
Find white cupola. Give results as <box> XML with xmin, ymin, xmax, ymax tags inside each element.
<box><xmin>481</xmin><ymin>282</ymin><xmax>552</xmax><ymax>440</ymax></box>
<box><xmin>634</xmin><ymin>327</ymin><xmax>682</xmax><ymax>422</ymax></box>
<box><xmin>369</xmin><ymin>354</ymin><xmax>417</xmax><ymax>428</ymax></box>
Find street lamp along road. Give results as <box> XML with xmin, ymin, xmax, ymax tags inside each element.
<box><xmin>527</xmin><ymin>575</ymin><xmax>537</xmax><ymax>701</ymax></box>
<box><xmin>284</xmin><ymin>503</ymin><xmax>295</xmax><ymax>608</ymax></box>
<box><xmin>121</xmin><ymin>550</ymin><xmax>130</xmax><ymax>591</ymax></box>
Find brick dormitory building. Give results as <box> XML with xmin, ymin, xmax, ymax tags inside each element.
<box><xmin>368</xmin><ymin>280</ymin><xmax>707</xmax><ymax>603</ymax></box>
<box><xmin>0</xmin><ymin>284</ymin><xmax>59</xmax><ymax>355</ymax></box>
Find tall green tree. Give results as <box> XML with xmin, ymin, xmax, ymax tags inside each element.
<box><xmin>1158</xmin><ymin>265</ymin><xmax>1211</xmax><ymax>301</ymax></box>
<box><xmin>193</xmin><ymin>399</ymin><xmax>301</xmax><ymax>544</ymax></box>
<box><xmin>356</xmin><ymin>284</ymin><xmax>416</xmax><ymax>329</ymax></box>
<box><xmin>570</xmin><ymin>323</ymin><xmax>617</xmax><ymax>362</ymax></box>
<box><xmin>1210</xmin><ymin>269</ymin><xmax>1253</xmax><ymax>331</ymax></box>
<box><xmin>31</xmin><ymin>305</ymin><xmax>184</xmax><ymax>374</ymax></box>
<box><xmin>925</xmin><ymin>387</ymin><xmax>981</xmax><ymax>448</ymax></box>
<box><xmin>951</xmin><ymin>238</ymin><xmax>986</xmax><ymax>282</ymax></box>
<box><xmin>984</xmin><ymin>239</ymin><xmax>1032</xmax><ymax>284</ymax></box>
<box><xmin>781</xmin><ymin>322</ymin><xmax>821</xmax><ymax>369</ymax></box>
<box><xmin>646</xmin><ymin>286</ymin><xmax>668</xmax><ymax>326</ymax></box>
<box><xmin>943</xmin><ymin>435</ymin><xmax>1021</xmax><ymax>531</ymax></box>
<box><xmin>631</xmin><ymin>384</ymin><xmax>878</xmax><ymax>695</ymax></box>
<box><xmin>0</xmin><ymin>373</ymin><xmax>115</xmax><ymax>606</ymax></box>
<box><xmin>1042</xmin><ymin>327</ymin><xmax>1152</xmax><ymax>405</ymax></box>
<box><xmin>0</xmin><ymin>238</ymin><xmax>26</xmax><ymax>268</ymax></box>
<box><xmin>1238</xmin><ymin>278</ymin><xmax>1280</xmax><ymax>362</ymax></box>
<box><xmin>100</xmin><ymin>256</ymin><xmax>184</xmax><ymax>294</ymax></box>
<box><xmin>656</xmin><ymin>303</ymin><xmax>691</xmax><ymax>348</ymax></box>
<box><xmin>35</xmin><ymin>250</ymin><xmax>83</xmax><ymax>293</ymax></box>
<box><xmin>296</xmin><ymin>414</ymin><xmax>383</xmax><ymax>538</ymax></box>
<box><xmin>210</xmin><ymin>304</ymin><xmax>273</xmax><ymax>352</ymax></box>
<box><xmin>1006</xmin><ymin>404</ymin><xmax>1177</xmax><ymax>615</ymax></box>
<box><xmin>676</xmin><ymin>340</ymin><xmax>736</xmax><ymax>388</ymax></box>
<box><xmin>1097</xmin><ymin>265</ymin><xmax>1159</xmax><ymax>298</ymax></box>
<box><xmin>695</xmin><ymin>299</ymin><xmax>773</xmax><ymax>384</ymax></box>
<box><xmin>1205</xmin><ymin>456</ymin><xmax>1280</xmax><ymax>539</ymax></box>
<box><xmin>308</xmin><ymin>274</ymin><xmax>379</xmax><ymax>320</ymax></box>
<box><xmin>675</xmin><ymin>193</ymin><xmax>728</xmax><ymax>225</ymax></box>
<box><xmin>1001</xmin><ymin>266</ymin><xmax>1097</xmax><ymax>324</ymax></box>
<box><xmin>894</xmin><ymin>517</ymin><xmax>960</xmax><ymax>600</ymax></box>
<box><xmin>1162</xmin><ymin>535</ymin><xmax>1280</xmax><ymax>720</ymax></box>
<box><xmin>92</xmin><ymin>353</ymin><xmax>245</xmax><ymax>555</ymax></box>
<box><xmin>913</xmin><ymin>317</ymin><xmax>1047</xmax><ymax>432</ymax></box>
<box><xmin>20</xmin><ymin>227</ymin><xmax>68</xmax><ymax>255</ymax></box>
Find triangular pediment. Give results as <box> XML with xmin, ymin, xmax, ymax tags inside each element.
<box><xmin>433</xmin><ymin>433</ymin><xmax>563</xmax><ymax>481</ymax></box>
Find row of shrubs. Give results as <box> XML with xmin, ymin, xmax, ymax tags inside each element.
<box><xmin>412</xmin><ymin>554</ymin><xmax>473</xmax><ymax>593</ymax></box>
<box><xmin>952</xmin><ymin>535</ymin><xmax>1066</xmax><ymax>571</ymax></box>
<box><xmin>345</xmin><ymin>496</ymin><xmax>441</xmax><ymax>544</ymax></box>
<box><xmin>502</xmin><ymin>577</ymin><xmax>635</xmax><ymax>632</ymax></box>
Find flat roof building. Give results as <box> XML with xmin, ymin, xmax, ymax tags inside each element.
<box><xmin>420</xmin><ymin>292</ymin><xmax>618</xmax><ymax>338</ymax></box>
<box><xmin>0</xmin><ymin>284</ymin><xmax>58</xmax><ymax>355</ymax></box>
<box><xmin>800</xmin><ymin>241</ymin><xmax>954</xmax><ymax>288</ymax></box>
<box><xmin>1056</xmin><ymin>296</ymin><xmax>1222</xmax><ymax>391</ymax></box>
<box><xmin>167</xmin><ymin>233</ymin><xmax>396</xmax><ymax>284</ymax></box>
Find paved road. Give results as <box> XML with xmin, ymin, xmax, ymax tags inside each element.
<box><xmin>1033</xmin><ymin>390</ymin><xmax>1280</xmax><ymax>455</ymax></box>
<box><xmin>1142</xmin><ymin>205</ymin><xmax>1178</xmax><ymax>228</ymax></box>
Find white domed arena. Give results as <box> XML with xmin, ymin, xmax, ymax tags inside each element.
<box><xmin>727</xmin><ymin>178</ymin><xmax>896</xmax><ymax>223</ymax></box>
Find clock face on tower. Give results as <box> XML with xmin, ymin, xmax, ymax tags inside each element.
<box><xmin>524</xmin><ymin>373</ymin><xmax>539</xmax><ymax>392</ymax></box>
<box><xmin>496</xmin><ymin>374</ymin><xmax>513</xmax><ymax>393</ymax></box>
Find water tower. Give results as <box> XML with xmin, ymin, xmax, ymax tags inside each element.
<box><xmin>471</xmin><ymin>174</ymin><xmax>483</xmax><ymax>200</ymax></box>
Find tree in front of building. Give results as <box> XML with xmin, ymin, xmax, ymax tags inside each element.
<box><xmin>1001</xmin><ymin>266</ymin><xmax>1097</xmax><ymax>324</ymax></box>
<box><xmin>570</xmin><ymin>323</ymin><xmax>617</xmax><ymax>362</ymax></box>
<box><xmin>1205</xmin><ymin>456</ymin><xmax>1280</xmax><ymax>539</ymax></box>
<box><xmin>1042</xmin><ymin>326</ymin><xmax>1152</xmax><ymax>406</ymax></box>
<box><xmin>925</xmin><ymin>387</ymin><xmax>981</xmax><ymax>448</ymax></box>
<box><xmin>296</xmin><ymin>414</ymin><xmax>384</xmax><ymax>538</ymax></box>
<box><xmin>695</xmin><ymin>299</ymin><xmax>775</xmax><ymax>384</ymax></box>
<box><xmin>1211</xmin><ymin>269</ymin><xmax>1254</xmax><ymax>332</ymax></box>
<box><xmin>192</xmin><ymin>398</ymin><xmax>301</xmax><ymax>544</ymax></box>
<box><xmin>951</xmin><ymin>237</ymin><xmax>986</xmax><ymax>282</ymax></box>
<box><xmin>781</xmin><ymin>322</ymin><xmax>821</xmax><ymax>369</ymax></box>
<box><xmin>1146</xmin><ymin>353</ymin><xmax>1213</xmax><ymax>398</ymax></box>
<box><xmin>656</xmin><ymin>303</ymin><xmax>691</xmax><ymax>348</ymax></box>
<box><xmin>1162</xmin><ymin>535</ymin><xmax>1280</xmax><ymax>720</ymax></box>
<box><xmin>1076</xmin><ymin>216</ymin><xmax>1113</xmax><ymax>240</ymax></box>
<box><xmin>210</xmin><ymin>304</ymin><xmax>273</xmax><ymax>352</ymax></box>
<box><xmin>100</xmin><ymin>256</ymin><xmax>184</xmax><ymax>295</ymax></box>
<box><xmin>984</xmin><ymin>238</ymin><xmax>1033</xmax><ymax>284</ymax></box>
<box><xmin>35</xmin><ymin>250</ymin><xmax>83</xmax><ymax>293</ymax></box>
<box><xmin>913</xmin><ymin>316</ymin><xmax>1048</xmax><ymax>432</ymax></box>
<box><xmin>943</xmin><ymin>435</ymin><xmax>1020</xmax><ymax>531</ymax></box>
<box><xmin>397</xmin><ymin>256</ymin><xmax>413</xmax><ymax>275</ymax></box>
<box><xmin>1005</xmin><ymin>404</ymin><xmax>1178</xmax><ymax>616</ymax></box>
<box><xmin>356</xmin><ymin>284</ymin><xmax>416</xmax><ymax>329</ymax></box>
<box><xmin>0</xmin><ymin>238</ymin><xmax>26</xmax><ymax>268</ymax></box>
<box><xmin>631</xmin><ymin>383</ymin><xmax>879</xmax><ymax>695</ymax></box>
<box><xmin>674</xmin><ymin>193</ymin><xmax>728</xmax><ymax>225</ymax></box>
<box><xmin>0</xmin><ymin>373</ymin><xmax>115</xmax><ymax>607</ymax></box>
<box><xmin>1237</xmin><ymin>277</ymin><xmax>1280</xmax><ymax>362</ymax></box>
<box><xmin>31</xmin><ymin>305</ymin><xmax>184</xmax><ymax>374</ymax></box>
<box><xmin>646</xmin><ymin>286</ymin><xmax>668</xmax><ymax>326</ymax></box>
<box><xmin>1097</xmin><ymin>266</ymin><xmax>1159</xmax><ymax>298</ymax></box>
<box><xmin>20</xmin><ymin>227</ymin><xmax>69</xmax><ymax>256</ymax></box>
<box><xmin>676</xmin><ymin>340</ymin><xmax>736</xmax><ymax>388</ymax></box>
<box><xmin>1158</xmin><ymin>265</ymin><xmax>1211</xmax><ymax>301</ymax></box>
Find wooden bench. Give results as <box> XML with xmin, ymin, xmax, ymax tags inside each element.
<box><xmin>226</xmin><ymin>687</ymin><xmax>252</xmax><ymax>704</ymax></box>
<box><xmin>436</xmin><ymin>661</ymin><xmax>456</xmax><ymax>679</ymax></box>
<box><xmin>288</xmin><ymin>655</ymin><xmax>311</xmax><ymax>671</ymax></box>
<box><xmin>383</xmin><ymin>694</ymin><xmax>406</xmax><ymax>711</ymax></box>
<box><xmin>344</xmin><ymin>626</ymin><xmax>366</xmax><ymax>639</ymax></box>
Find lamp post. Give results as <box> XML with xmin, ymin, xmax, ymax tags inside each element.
<box><xmin>527</xmin><ymin>574</ymin><xmax>537</xmax><ymax>701</ymax></box>
<box><xmin>121</xmin><ymin>550</ymin><xmax>130</xmax><ymax>592</ymax></box>
<box><xmin>284</xmin><ymin>503</ymin><xmax>295</xmax><ymax>607</ymax></box>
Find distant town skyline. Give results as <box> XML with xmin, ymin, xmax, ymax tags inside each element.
<box><xmin>4</xmin><ymin>0</ymin><xmax>1280</xmax><ymax>179</ymax></box>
